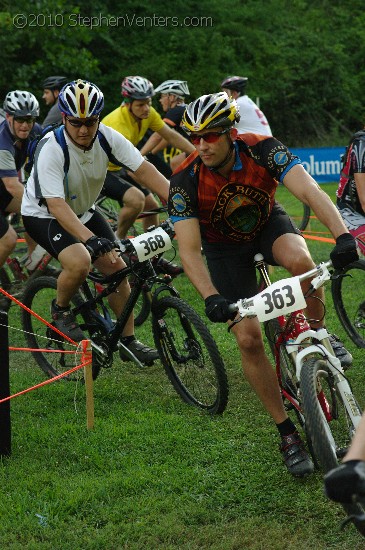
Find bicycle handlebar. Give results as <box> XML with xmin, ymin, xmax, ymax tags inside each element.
<box><xmin>116</xmin><ymin>218</ymin><xmax>175</xmax><ymax>260</ymax></box>
<box><xmin>228</xmin><ymin>260</ymin><xmax>334</xmax><ymax>322</ymax></box>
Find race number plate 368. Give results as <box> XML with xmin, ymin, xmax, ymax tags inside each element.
<box><xmin>132</xmin><ymin>227</ymin><xmax>172</xmax><ymax>261</ymax></box>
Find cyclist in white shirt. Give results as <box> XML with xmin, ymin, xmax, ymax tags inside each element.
<box><xmin>221</xmin><ymin>75</ymin><xmax>272</xmax><ymax>136</ymax></box>
<box><xmin>21</xmin><ymin>79</ymin><xmax>170</xmax><ymax>364</ymax></box>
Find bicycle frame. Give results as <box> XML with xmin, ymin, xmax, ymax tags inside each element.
<box><xmin>75</xmin><ymin>258</ymin><xmax>175</xmax><ymax>367</ymax></box>
<box><xmin>249</xmin><ymin>256</ymin><xmax>363</xmax><ymax>437</ymax></box>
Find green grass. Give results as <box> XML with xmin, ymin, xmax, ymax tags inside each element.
<box><xmin>1</xmin><ymin>183</ymin><xmax>365</xmax><ymax>549</ymax></box>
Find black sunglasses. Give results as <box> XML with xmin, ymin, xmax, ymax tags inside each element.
<box><xmin>14</xmin><ymin>116</ymin><xmax>36</xmax><ymax>125</ymax></box>
<box><xmin>65</xmin><ymin>116</ymin><xmax>99</xmax><ymax>128</ymax></box>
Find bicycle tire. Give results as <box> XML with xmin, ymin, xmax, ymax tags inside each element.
<box><xmin>21</xmin><ymin>276</ymin><xmax>93</xmax><ymax>379</ymax></box>
<box><xmin>275</xmin><ymin>185</ymin><xmax>310</xmax><ymax>231</ymax></box>
<box><xmin>95</xmin><ymin>195</ymin><xmax>119</xmax><ymax>232</ymax></box>
<box><xmin>331</xmin><ymin>259</ymin><xmax>365</xmax><ymax>348</ymax></box>
<box><xmin>0</xmin><ymin>267</ymin><xmax>11</xmax><ymax>290</ymax></box>
<box><xmin>300</xmin><ymin>357</ymin><xmax>365</xmax><ymax>533</ymax></box>
<box><xmin>151</xmin><ymin>296</ymin><xmax>229</xmax><ymax>414</ymax></box>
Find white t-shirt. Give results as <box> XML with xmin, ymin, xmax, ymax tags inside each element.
<box><xmin>235</xmin><ymin>95</ymin><xmax>272</xmax><ymax>136</ymax></box>
<box><xmin>22</xmin><ymin>123</ymin><xmax>143</xmax><ymax>222</ymax></box>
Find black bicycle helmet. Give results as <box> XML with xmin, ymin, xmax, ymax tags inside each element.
<box><xmin>221</xmin><ymin>76</ymin><xmax>248</xmax><ymax>94</ymax></box>
<box><xmin>42</xmin><ymin>76</ymin><xmax>68</xmax><ymax>91</ymax></box>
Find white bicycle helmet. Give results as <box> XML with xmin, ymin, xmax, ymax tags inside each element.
<box><xmin>121</xmin><ymin>76</ymin><xmax>154</xmax><ymax>100</ymax></box>
<box><xmin>58</xmin><ymin>79</ymin><xmax>104</xmax><ymax>118</ymax></box>
<box><xmin>3</xmin><ymin>90</ymin><xmax>40</xmax><ymax>117</ymax></box>
<box><xmin>154</xmin><ymin>80</ymin><xmax>190</xmax><ymax>98</ymax></box>
<box><xmin>182</xmin><ymin>92</ymin><xmax>240</xmax><ymax>133</ymax></box>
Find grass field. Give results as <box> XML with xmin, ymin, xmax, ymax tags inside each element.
<box><xmin>1</xmin><ymin>183</ymin><xmax>365</xmax><ymax>549</ymax></box>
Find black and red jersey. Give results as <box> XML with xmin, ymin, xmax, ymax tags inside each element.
<box><xmin>168</xmin><ymin>134</ymin><xmax>300</xmax><ymax>242</ymax></box>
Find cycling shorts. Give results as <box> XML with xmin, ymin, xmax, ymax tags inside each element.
<box><xmin>101</xmin><ymin>169</ymin><xmax>151</xmax><ymax>203</ymax></box>
<box><xmin>202</xmin><ymin>202</ymin><xmax>302</xmax><ymax>301</ymax></box>
<box><xmin>22</xmin><ymin>209</ymin><xmax>115</xmax><ymax>259</ymax></box>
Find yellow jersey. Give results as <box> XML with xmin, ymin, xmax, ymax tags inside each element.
<box><xmin>102</xmin><ymin>104</ymin><xmax>165</xmax><ymax>171</ymax></box>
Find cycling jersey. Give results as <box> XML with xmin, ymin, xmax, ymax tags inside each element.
<box><xmin>0</xmin><ymin>119</ymin><xmax>42</xmax><ymax>179</ymax></box>
<box><xmin>168</xmin><ymin>134</ymin><xmax>300</xmax><ymax>243</ymax></box>
<box><xmin>337</xmin><ymin>131</ymin><xmax>365</xmax><ymax>214</ymax></box>
<box><xmin>22</xmin><ymin>123</ymin><xmax>143</xmax><ymax>221</ymax></box>
<box><xmin>163</xmin><ymin>105</ymin><xmax>189</xmax><ymax>138</ymax></box>
<box><xmin>235</xmin><ymin>95</ymin><xmax>272</xmax><ymax>136</ymax></box>
<box><xmin>102</xmin><ymin>104</ymin><xmax>165</xmax><ymax>171</ymax></box>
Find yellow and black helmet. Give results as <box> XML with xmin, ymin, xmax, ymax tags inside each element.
<box><xmin>182</xmin><ymin>92</ymin><xmax>240</xmax><ymax>133</ymax></box>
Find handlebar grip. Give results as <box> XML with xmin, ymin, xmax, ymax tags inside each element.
<box><xmin>228</xmin><ymin>303</ymin><xmax>239</xmax><ymax>314</ymax></box>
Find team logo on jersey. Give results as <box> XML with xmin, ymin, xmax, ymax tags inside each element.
<box><xmin>210</xmin><ymin>183</ymin><xmax>271</xmax><ymax>241</ymax></box>
<box><xmin>273</xmin><ymin>151</ymin><xmax>288</xmax><ymax>165</ymax></box>
<box><xmin>172</xmin><ymin>192</ymin><xmax>187</xmax><ymax>213</ymax></box>
<box><xmin>267</xmin><ymin>145</ymin><xmax>290</xmax><ymax>172</ymax></box>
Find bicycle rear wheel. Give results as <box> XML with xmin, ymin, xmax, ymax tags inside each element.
<box><xmin>265</xmin><ymin>319</ymin><xmax>302</xmax><ymax>418</ymax></box>
<box><xmin>152</xmin><ymin>296</ymin><xmax>228</xmax><ymax>414</ymax></box>
<box><xmin>275</xmin><ymin>186</ymin><xmax>310</xmax><ymax>231</ymax></box>
<box><xmin>21</xmin><ymin>276</ymin><xmax>89</xmax><ymax>379</ymax></box>
<box><xmin>331</xmin><ymin>260</ymin><xmax>365</xmax><ymax>348</ymax></box>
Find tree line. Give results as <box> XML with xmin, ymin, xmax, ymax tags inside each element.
<box><xmin>1</xmin><ymin>0</ymin><xmax>365</xmax><ymax>147</ymax></box>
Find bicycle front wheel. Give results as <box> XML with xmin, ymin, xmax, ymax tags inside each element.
<box><xmin>331</xmin><ymin>259</ymin><xmax>365</xmax><ymax>348</ymax></box>
<box><xmin>300</xmin><ymin>357</ymin><xmax>359</xmax><ymax>470</ymax></box>
<box><xmin>152</xmin><ymin>296</ymin><xmax>229</xmax><ymax>414</ymax></box>
<box><xmin>21</xmin><ymin>276</ymin><xmax>85</xmax><ymax>379</ymax></box>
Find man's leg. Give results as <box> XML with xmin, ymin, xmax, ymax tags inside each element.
<box><xmin>116</xmin><ymin>186</ymin><xmax>145</xmax><ymax>239</ymax></box>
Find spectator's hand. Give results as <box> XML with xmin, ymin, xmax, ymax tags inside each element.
<box><xmin>330</xmin><ymin>233</ymin><xmax>359</xmax><ymax>269</ymax></box>
<box><xmin>204</xmin><ymin>294</ymin><xmax>236</xmax><ymax>323</ymax></box>
<box><xmin>84</xmin><ymin>236</ymin><xmax>115</xmax><ymax>260</ymax></box>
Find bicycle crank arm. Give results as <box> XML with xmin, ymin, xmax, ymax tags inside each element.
<box><xmin>118</xmin><ymin>342</ymin><xmax>145</xmax><ymax>369</ymax></box>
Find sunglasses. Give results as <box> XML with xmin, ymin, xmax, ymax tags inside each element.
<box><xmin>189</xmin><ymin>129</ymin><xmax>230</xmax><ymax>145</ymax></box>
<box><xmin>14</xmin><ymin>116</ymin><xmax>36</xmax><ymax>125</ymax></box>
<box><xmin>65</xmin><ymin>116</ymin><xmax>99</xmax><ymax>128</ymax></box>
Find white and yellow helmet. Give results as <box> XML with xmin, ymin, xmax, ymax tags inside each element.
<box><xmin>58</xmin><ymin>79</ymin><xmax>104</xmax><ymax>118</ymax></box>
<box><xmin>182</xmin><ymin>92</ymin><xmax>240</xmax><ymax>133</ymax></box>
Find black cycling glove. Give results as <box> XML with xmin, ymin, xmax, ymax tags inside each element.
<box><xmin>204</xmin><ymin>294</ymin><xmax>236</xmax><ymax>323</ymax></box>
<box><xmin>330</xmin><ymin>233</ymin><xmax>359</xmax><ymax>269</ymax></box>
<box><xmin>84</xmin><ymin>236</ymin><xmax>115</xmax><ymax>260</ymax></box>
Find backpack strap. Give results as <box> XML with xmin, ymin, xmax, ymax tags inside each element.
<box><xmin>97</xmin><ymin>129</ymin><xmax>126</xmax><ymax>167</ymax></box>
<box><xmin>53</xmin><ymin>125</ymin><xmax>71</xmax><ymax>198</ymax></box>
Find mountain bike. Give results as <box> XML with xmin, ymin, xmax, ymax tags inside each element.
<box><xmin>95</xmin><ymin>194</ymin><xmax>168</xmax><ymax>237</ymax></box>
<box><xmin>21</xmin><ymin>221</ymin><xmax>229</xmax><ymax>415</ymax></box>
<box><xmin>0</xmin><ymin>215</ymin><xmax>59</xmax><ymax>308</ymax></box>
<box><xmin>331</xmin><ymin>259</ymin><xmax>365</xmax><ymax>348</ymax></box>
<box><xmin>228</xmin><ymin>254</ymin><xmax>364</xmax><ymax>533</ymax></box>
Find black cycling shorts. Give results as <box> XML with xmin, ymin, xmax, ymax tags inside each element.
<box><xmin>22</xmin><ymin>209</ymin><xmax>115</xmax><ymax>259</ymax></box>
<box><xmin>101</xmin><ymin>169</ymin><xmax>151</xmax><ymax>203</ymax></box>
<box><xmin>202</xmin><ymin>202</ymin><xmax>302</xmax><ymax>301</ymax></box>
<box><xmin>0</xmin><ymin>180</ymin><xmax>18</xmax><ymax>238</ymax></box>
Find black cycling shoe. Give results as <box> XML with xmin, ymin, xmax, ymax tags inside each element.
<box><xmin>280</xmin><ymin>431</ymin><xmax>314</xmax><ymax>477</ymax></box>
<box><xmin>154</xmin><ymin>257</ymin><xmax>184</xmax><ymax>277</ymax></box>
<box><xmin>324</xmin><ymin>461</ymin><xmax>365</xmax><ymax>503</ymax></box>
<box><xmin>328</xmin><ymin>334</ymin><xmax>353</xmax><ymax>370</ymax></box>
<box><xmin>51</xmin><ymin>299</ymin><xmax>85</xmax><ymax>342</ymax></box>
<box><xmin>120</xmin><ymin>339</ymin><xmax>159</xmax><ymax>366</ymax></box>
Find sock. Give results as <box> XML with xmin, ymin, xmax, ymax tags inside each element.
<box><xmin>277</xmin><ymin>418</ymin><xmax>297</xmax><ymax>437</ymax></box>
<box><xmin>121</xmin><ymin>335</ymin><xmax>136</xmax><ymax>345</ymax></box>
